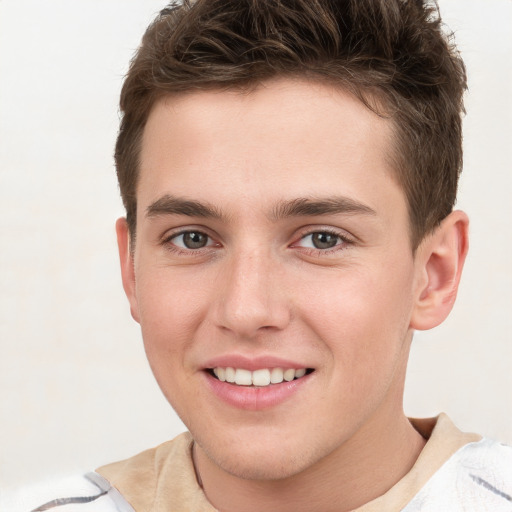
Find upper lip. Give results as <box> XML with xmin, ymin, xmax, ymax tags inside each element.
<box><xmin>203</xmin><ymin>354</ymin><xmax>311</xmax><ymax>371</ymax></box>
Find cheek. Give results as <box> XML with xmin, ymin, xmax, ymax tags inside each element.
<box><xmin>297</xmin><ymin>263</ymin><xmax>415</xmax><ymax>376</ymax></box>
<box><xmin>134</xmin><ymin>271</ymin><xmax>209</xmax><ymax>423</ymax></box>
<box><xmin>135</xmin><ymin>270</ymin><xmax>210</xmax><ymax>366</ymax></box>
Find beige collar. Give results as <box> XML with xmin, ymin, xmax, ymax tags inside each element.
<box><xmin>353</xmin><ymin>414</ymin><xmax>481</xmax><ymax>512</ymax></box>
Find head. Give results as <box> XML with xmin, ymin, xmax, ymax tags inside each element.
<box><xmin>116</xmin><ymin>0</ymin><xmax>467</xmax><ymax>250</ymax></box>
<box><xmin>114</xmin><ymin>0</ymin><xmax>469</xmax><ymax>485</ymax></box>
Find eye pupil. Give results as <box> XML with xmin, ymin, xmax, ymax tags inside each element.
<box><xmin>183</xmin><ymin>232</ymin><xmax>208</xmax><ymax>249</ymax></box>
<box><xmin>312</xmin><ymin>232</ymin><xmax>338</xmax><ymax>249</ymax></box>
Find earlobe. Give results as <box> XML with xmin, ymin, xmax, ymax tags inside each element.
<box><xmin>410</xmin><ymin>210</ymin><xmax>469</xmax><ymax>331</ymax></box>
<box><xmin>115</xmin><ymin>217</ymin><xmax>140</xmax><ymax>323</ymax></box>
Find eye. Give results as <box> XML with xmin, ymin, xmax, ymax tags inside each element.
<box><xmin>170</xmin><ymin>231</ymin><xmax>213</xmax><ymax>250</ymax></box>
<box><xmin>297</xmin><ymin>231</ymin><xmax>345</xmax><ymax>250</ymax></box>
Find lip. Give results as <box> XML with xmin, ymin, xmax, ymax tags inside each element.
<box><xmin>201</xmin><ymin>354</ymin><xmax>315</xmax><ymax>410</ymax></box>
<box><xmin>203</xmin><ymin>354</ymin><xmax>309</xmax><ymax>372</ymax></box>
<box><xmin>204</xmin><ymin>372</ymin><xmax>313</xmax><ymax>410</ymax></box>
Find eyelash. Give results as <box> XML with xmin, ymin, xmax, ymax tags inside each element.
<box><xmin>161</xmin><ymin>228</ymin><xmax>353</xmax><ymax>256</ymax></box>
<box><xmin>292</xmin><ymin>228</ymin><xmax>353</xmax><ymax>255</ymax></box>
<box><xmin>161</xmin><ymin>229</ymin><xmax>218</xmax><ymax>256</ymax></box>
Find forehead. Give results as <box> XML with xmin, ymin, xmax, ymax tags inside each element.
<box><xmin>137</xmin><ymin>79</ymin><xmax>402</xmax><ymax>218</ymax></box>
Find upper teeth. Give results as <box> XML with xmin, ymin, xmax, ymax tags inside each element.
<box><xmin>212</xmin><ymin>367</ymin><xmax>307</xmax><ymax>387</ymax></box>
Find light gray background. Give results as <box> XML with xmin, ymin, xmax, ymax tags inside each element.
<box><xmin>0</xmin><ymin>0</ymin><xmax>511</xmax><ymax>491</ymax></box>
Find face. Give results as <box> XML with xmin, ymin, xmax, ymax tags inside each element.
<box><xmin>119</xmin><ymin>79</ymin><xmax>426</xmax><ymax>480</ymax></box>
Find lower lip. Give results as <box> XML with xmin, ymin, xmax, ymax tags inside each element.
<box><xmin>203</xmin><ymin>371</ymin><xmax>313</xmax><ymax>411</ymax></box>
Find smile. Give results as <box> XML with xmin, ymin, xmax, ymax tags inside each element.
<box><xmin>210</xmin><ymin>367</ymin><xmax>312</xmax><ymax>387</ymax></box>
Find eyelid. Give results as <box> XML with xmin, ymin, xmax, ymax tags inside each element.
<box><xmin>161</xmin><ymin>226</ymin><xmax>221</xmax><ymax>251</ymax></box>
<box><xmin>291</xmin><ymin>226</ymin><xmax>355</xmax><ymax>252</ymax></box>
<box><xmin>172</xmin><ymin>232</ymin><xmax>215</xmax><ymax>249</ymax></box>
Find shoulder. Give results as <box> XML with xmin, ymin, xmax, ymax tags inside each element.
<box><xmin>3</xmin><ymin>473</ymin><xmax>134</xmax><ymax>512</ymax></box>
<box><xmin>95</xmin><ymin>431</ymin><xmax>194</xmax><ymax>507</ymax></box>
<box><xmin>95</xmin><ymin>432</ymin><xmax>216</xmax><ymax>511</ymax></box>
<box><xmin>94</xmin><ymin>432</ymin><xmax>206</xmax><ymax>512</ymax></box>
<box><xmin>404</xmin><ymin>437</ymin><xmax>512</xmax><ymax>511</ymax></box>
<box><xmin>97</xmin><ymin>431</ymin><xmax>193</xmax><ymax>483</ymax></box>
<box><xmin>7</xmin><ymin>432</ymin><xmax>197</xmax><ymax>512</ymax></box>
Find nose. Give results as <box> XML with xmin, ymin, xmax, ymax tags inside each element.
<box><xmin>212</xmin><ymin>248</ymin><xmax>291</xmax><ymax>339</ymax></box>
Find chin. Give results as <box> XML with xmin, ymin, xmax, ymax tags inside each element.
<box><xmin>214</xmin><ymin>451</ymin><xmax>311</xmax><ymax>481</ymax></box>
<box><xmin>196</xmin><ymin>429</ymin><xmax>327</xmax><ymax>482</ymax></box>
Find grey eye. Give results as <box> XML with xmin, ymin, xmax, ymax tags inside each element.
<box><xmin>174</xmin><ymin>231</ymin><xmax>210</xmax><ymax>249</ymax></box>
<box><xmin>296</xmin><ymin>232</ymin><xmax>342</xmax><ymax>250</ymax></box>
<box><xmin>310</xmin><ymin>232</ymin><xmax>340</xmax><ymax>249</ymax></box>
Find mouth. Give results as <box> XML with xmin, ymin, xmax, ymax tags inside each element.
<box><xmin>207</xmin><ymin>367</ymin><xmax>315</xmax><ymax>387</ymax></box>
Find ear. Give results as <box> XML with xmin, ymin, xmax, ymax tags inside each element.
<box><xmin>115</xmin><ymin>217</ymin><xmax>140</xmax><ymax>323</ymax></box>
<box><xmin>410</xmin><ymin>210</ymin><xmax>469</xmax><ymax>331</ymax></box>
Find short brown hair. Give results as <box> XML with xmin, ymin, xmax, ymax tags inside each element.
<box><xmin>115</xmin><ymin>0</ymin><xmax>466</xmax><ymax>248</ymax></box>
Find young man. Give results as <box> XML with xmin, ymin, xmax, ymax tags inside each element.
<box><xmin>31</xmin><ymin>0</ymin><xmax>511</xmax><ymax>510</ymax></box>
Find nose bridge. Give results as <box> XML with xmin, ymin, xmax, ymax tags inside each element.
<box><xmin>214</xmin><ymin>244</ymin><xmax>290</xmax><ymax>337</ymax></box>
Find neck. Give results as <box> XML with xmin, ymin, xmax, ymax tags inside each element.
<box><xmin>194</xmin><ymin>407</ymin><xmax>426</xmax><ymax>512</ymax></box>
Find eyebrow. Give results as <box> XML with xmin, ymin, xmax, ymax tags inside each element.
<box><xmin>145</xmin><ymin>194</ymin><xmax>376</xmax><ymax>222</ymax></box>
<box><xmin>146</xmin><ymin>195</ymin><xmax>225</xmax><ymax>220</ymax></box>
<box><xmin>270</xmin><ymin>197</ymin><xmax>376</xmax><ymax>220</ymax></box>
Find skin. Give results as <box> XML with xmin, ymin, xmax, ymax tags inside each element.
<box><xmin>117</xmin><ymin>79</ymin><xmax>468</xmax><ymax>512</ymax></box>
